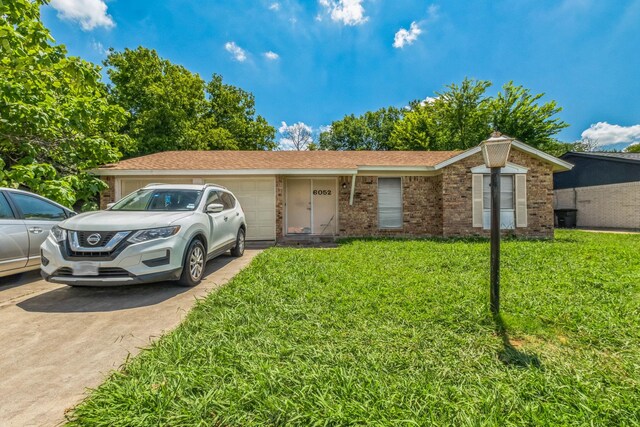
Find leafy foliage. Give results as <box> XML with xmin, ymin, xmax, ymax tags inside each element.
<box><xmin>489</xmin><ymin>81</ymin><xmax>569</xmax><ymax>152</ymax></box>
<box><xmin>625</xmin><ymin>143</ymin><xmax>640</xmax><ymax>153</ymax></box>
<box><xmin>0</xmin><ymin>0</ymin><xmax>132</xmax><ymax>208</ymax></box>
<box><xmin>318</xmin><ymin>107</ymin><xmax>403</xmax><ymax>150</ymax></box>
<box><xmin>68</xmin><ymin>231</ymin><xmax>640</xmax><ymax>426</ymax></box>
<box><xmin>105</xmin><ymin>47</ymin><xmax>276</xmax><ymax>156</ymax></box>
<box><xmin>321</xmin><ymin>79</ymin><xmax>569</xmax><ymax>153</ymax></box>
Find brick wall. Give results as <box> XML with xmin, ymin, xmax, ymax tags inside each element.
<box><xmin>554</xmin><ymin>182</ymin><xmax>640</xmax><ymax>229</ymax></box>
<box><xmin>99</xmin><ymin>176</ymin><xmax>115</xmax><ymax>210</ymax></box>
<box><xmin>441</xmin><ymin>149</ymin><xmax>555</xmax><ymax>238</ymax></box>
<box><xmin>336</xmin><ymin>175</ymin><xmax>443</xmax><ymax>237</ymax></box>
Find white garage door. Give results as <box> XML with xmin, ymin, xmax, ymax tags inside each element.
<box><xmin>204</xmin><ymin>178</ymin><xmax>276</xmax><ymax>241</ymax></box>
<box><xmin>120</xmin><ymin>178</ymin><xmax>194</xmax><ymax>198</ymax></box>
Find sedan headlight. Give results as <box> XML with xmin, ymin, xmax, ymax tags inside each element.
<box><xmin>50</xmin><ymin>225</ymin><xmax>67</xmax><ymax>243</ymax></box>
<box><xmin>127</xmin><ymin>226</ymin><xmax>181</xmax><ymax>244</ymax></box>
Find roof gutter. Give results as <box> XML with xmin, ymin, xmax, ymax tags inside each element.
<box><xmin>91</xmin><ymin>168</ymin><xmax>359</xmax><ymax>176</ymax></box>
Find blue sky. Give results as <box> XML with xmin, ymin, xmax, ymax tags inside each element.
<box><xmin>42</xmin><ymin>0</ymin><xmax>640</xmax><ymax>149</ymax></box>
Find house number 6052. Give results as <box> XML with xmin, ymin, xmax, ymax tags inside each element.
<box><xmin>313</xmin><ymin>190</ymin><xmax>332</xmax><ymax>195</ymax></box>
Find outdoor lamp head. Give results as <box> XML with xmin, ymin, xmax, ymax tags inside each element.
<box><xmin>481</xmin><ymin>132</ymin><xmax>513</xmax><ymax>168</ymax></box>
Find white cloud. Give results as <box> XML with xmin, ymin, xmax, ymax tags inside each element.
<box><xmin>581</xmin><ymin>122</ymin><xmax>640</xmax><ymax>147</ymax></box>
<box><xmin>393</xmin><ymin>21</ymin><xmax>422</xmax><ymax>48</ymax></box>
<box><xmin>427</xmin><ymin>4</ymin><xmax>440</xmax><ymax>21</ymax></box>
<box><xmin>224</xmin><ymin>42</ymin><xmax>247</xmax><ymax>62</ymax></box>
<box><xmin>90</xmin><ymin>40</ymin><xmax>107</xmax><ymax>55</ymax></box>
<box><xmin>269</xmin><ymin>2</ymin><xmax>280</xmax><ymax>11</ymax></box>
<box><xmin>319</xmin><ymin>0</ymin><xmax>368</xmax><ymax>26</ymax></box>
<box><xmin>49</xmin><ymin>0</ymin><xmax>114</xmax><ymax>30</ymax></box>
<box><xmin>420</xmin><ymin>96</ymin><xmax>438</xmax><ymax>106</ymax></box>
<box><xmin>264</xmin><ymin>51</ymin><xmax>280</xmax><ymax>60</ymax></box>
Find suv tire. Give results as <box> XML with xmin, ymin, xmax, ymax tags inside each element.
<box><xmin>178</xmin><ymin>239</ymin><xmax>206</xmax><ymax>287</ymax></box>
<box><xmin>230</xmin><ymin>228</ymin><xmax>245</xmax><ymax>257</ymax></box>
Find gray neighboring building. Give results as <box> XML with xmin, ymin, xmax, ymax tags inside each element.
<box><xmin>554</xmin><ymin>152</ymin><xmax>640</xmax><ymax>230</ymax></box>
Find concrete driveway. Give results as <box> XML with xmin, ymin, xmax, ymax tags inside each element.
<box><xmin>0</xmin><ymin>249</ymin><xmax>263</xmax><ymax>427</ymax></box>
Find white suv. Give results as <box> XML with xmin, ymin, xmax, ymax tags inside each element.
<box><xmin>41</xmin><ymin>184</ymin><xmax>246</xmax><ymax>287</ymax></box>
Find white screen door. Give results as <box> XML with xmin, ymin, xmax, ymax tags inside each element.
<box><xmin>312</xmin><ymin>179</ymin><xmax>336</xmax><ymax>235</ymax></box>
<box><xmin>287</xmin><ymin>179</ymin><xmax>311</xmax><ymax>234</ymax></box>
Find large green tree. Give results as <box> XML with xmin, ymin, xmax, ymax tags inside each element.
<box><xmin>322</xmin><ymin>78</ymin><xmax>569</xmax><ymax>153</ymax></box>
<box><xmin>105</xmin><ymin>48</ymin><xmax>276</xmax><ymax>156</ymax></box>
<box><xmin>318</xmin><ymin>107</ymin><xmax>403</xmax><ymax>150</ymax></box>
<box><xmin>0</xmin><ymin>0</ymin><xmax>132</xmax><ymax>208</ymax></box>
<box><xmin>489</xmin><ymin>81</ymin><xmax>568</xmax><ymax>152</ymax></box>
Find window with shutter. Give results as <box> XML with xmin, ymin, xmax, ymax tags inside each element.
<box><xmin>482</xmin><ymin>175</ymin><xmax>515</xmax><ymax>229</ymax></box>
<box><xmin>378</xmin><ymin>178</ymin><xmax>402</xmax><ymax>229</ymax></box>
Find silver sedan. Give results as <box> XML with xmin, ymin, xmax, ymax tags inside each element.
<box><xmin>0</xmin><ymin>188</ymin><xmax>75</xmax><ymax>278</ymax></box>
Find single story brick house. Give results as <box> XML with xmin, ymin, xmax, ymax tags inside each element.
<box><xmin>95</xmin><ymin>138</ymin><xmax>572</xmax><ymax>241</ymax></box>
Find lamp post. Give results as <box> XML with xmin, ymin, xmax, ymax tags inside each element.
<box><xmin>480</xmin><ymin>132</ymin><xmax>513</xmax><ymax>314</ymax></box>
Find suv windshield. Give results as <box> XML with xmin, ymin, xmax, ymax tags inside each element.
<box><xmin>111</xmin><ymin>189</ymin><xmax>202</xmax><ymax>211</ymax></box>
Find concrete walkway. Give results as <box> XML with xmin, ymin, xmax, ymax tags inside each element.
<box><xmin>576</xmin><ymin>227</ymin><xmax>640</xmax><ymax>234</ymax></box>
<box><xmin>0</xmin><ymin>250</ymin><xmax>262</xmax><ymax>426</ymax></box>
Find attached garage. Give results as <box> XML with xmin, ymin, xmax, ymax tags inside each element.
<box><xmin>114</xmin><ymin>176</ymin><xmax>276</xmax><ymax>241</ymax></box>
<box><xmin>202</xmin><ymin>178</ymin><xmax>276</xmax><ymax>240</ymax></box>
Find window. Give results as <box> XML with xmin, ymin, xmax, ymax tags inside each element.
<box><xmin>378</xmin><ymin>178</ymin><xmax>402</xmax><ymax>229</ymax></box>
<box><xmin>220</xmin><ymin>192</ymin><xmax>236</xmax><ymax>210</ymax></box>
<box><xmin>0</xmin><ymin>193</ymin><xmax>15</xmax><ymax>219</ymax></box>
<box><xmin>482</xmin><ymin>175</ymin><xmax>515</xmax><ymax>229</ymax></box>
<box><xmin>11</xmin><ymin>193</ymin><xmax>66</xmax><ymax>221</ymax></box>
<box><xmin>205</xmin><ymin>190</ymin><xmax>222</xmax><ymax>207</ymax></box>
<box><xmin>110</xmin><ymin>189</ymin><xmax>202</xmax><ymax>211</ymax></box>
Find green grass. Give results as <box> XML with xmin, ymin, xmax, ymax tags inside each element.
<box><xmin>68</xmin><ymin>230</ymin><xmax>640</xmax><ymax>426</ymax></box>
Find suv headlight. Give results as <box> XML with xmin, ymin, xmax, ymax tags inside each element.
<box><xmin>127</xmin><ymin>226</ymin><xmax>181</xmax><ymax>244</ymax></box>
<box><xmin>50</xmin><ymin>225</ymin><xmax>67</xmax><ymax>243</ymax></box>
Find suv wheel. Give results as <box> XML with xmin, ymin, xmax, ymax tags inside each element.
<box><xmin>230</xmin><ymin>228</ymin><xmax>245</xmax><ymax>257</ymax></box>
<box><xmin>178</xmin><ymin>239</ymin><xmax>206</xmax><ymax>287</ymax></box>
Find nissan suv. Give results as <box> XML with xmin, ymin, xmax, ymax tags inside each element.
<box><xmin>41</xmin><ymin>184</ymin><xmax>246</xmax><ymax>287</ymax></box>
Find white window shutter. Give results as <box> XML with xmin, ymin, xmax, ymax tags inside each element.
<box><xmin>472</xmin><ymin>174</ymin><xmax>483</xmax><ymax>228</ymax></box>
<box><xmin>515</xmin><ymin>174</ymin><xmax>527</xmax><ymax>227</ymax></box>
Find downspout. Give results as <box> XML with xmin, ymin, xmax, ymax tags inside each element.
<box><xmin>349</xmin><ymin>173</ymin><xmax>357</xmax><ymax>206</ymax></box>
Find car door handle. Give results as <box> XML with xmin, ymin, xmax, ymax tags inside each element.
<box><xmin>224</xmin><ymin>216</ymin><xmax>228</xmax><ymax>221</ymax></box>
<box><xmin>236</xmin><ymin>212</ymin><xmax>240</xmax><ymax>216</ymax></box>
<box><xmin>29</xmin><ymin>227</ymin><xmax>43</xmax><ymax>234</ymax></box>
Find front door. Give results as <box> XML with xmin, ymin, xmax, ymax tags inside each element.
<box><xmin>312</xmin><ymin>179</ymin><xmax>336</xmax><ymax>235</ymax></box>
<box><xmin>286</xmin><ymin>179</ymin><xmax>337</xmax><ymax>235</ymax></box>
<box><xmin>286</xmin><ymin>179</ymin><xmax>311</xmax><ymax>234</ymax></box>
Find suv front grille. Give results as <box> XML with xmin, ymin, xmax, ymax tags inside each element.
<box><xmin>68</xmin><ymin>250</ymin><xmax>113</xmax><ymax>258</ymax></box>
<box><xmin>63</xmin><ymin>230</ymin><xmax>132</xmax><ymax>261</ymax></box>
<box><xmin>55</xmin><ymin>267</ymin><xmax>131</xmax><ymax>277</ymax></box>
<box><xmin>76</xmin><ymin>231</ymin><xmax>117</xmax><ymax>248</ymax></box>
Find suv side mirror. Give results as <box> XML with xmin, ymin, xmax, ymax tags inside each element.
<box><xmin>106</xmin><ymin>202</ymin><xmax>115</xmax><ymax>209</ymax></box>
<box><xmin>206</xmin><ymin>203</ymin><xmax>224</xmax><ymax>214</ymax></box>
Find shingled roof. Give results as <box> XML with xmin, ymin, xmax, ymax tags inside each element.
<box><xmin>98</xmin><ymin>150</ymin><xmax>463</xmax><ymax>171</ymax></box>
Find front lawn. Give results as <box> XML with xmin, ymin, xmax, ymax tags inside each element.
<box><xmin>68</xmin><ymin>231</ymin><xmax>640</xmax><ymax>426</ymax></box>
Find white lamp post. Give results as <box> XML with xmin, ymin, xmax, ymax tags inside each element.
<box><xmin>480</xmin><ymin>132</ymin><xmax>513</xmax><ymax>314</ymax></box>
